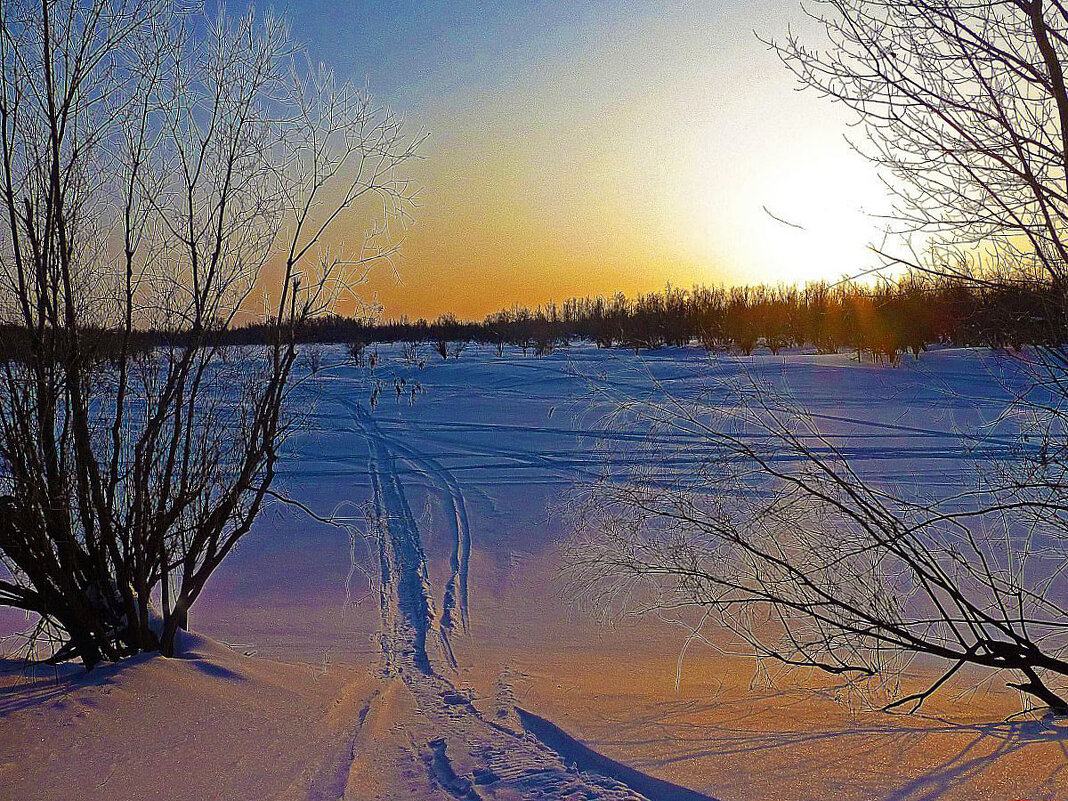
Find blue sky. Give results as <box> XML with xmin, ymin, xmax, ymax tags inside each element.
<box><xmin>278</xmin><ymin>1</ymin><xmax>649</xmax><ymax>106</ymax></box>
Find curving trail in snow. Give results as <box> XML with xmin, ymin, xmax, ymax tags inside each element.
<box><xmin>341</xmin><ymin>395</ymin><xmax>710</xmax><ymax>800</ymax></box>
<box><xmin>365</xmin><ymin>415</ymin><xmax>473</xmax><ymax>637</ymax></box>
<box><xmin>331</xmin><ymin>666</ymin><xmax>707</xmax><ymax>801</ymax></box>
<box><xmin>348</xmin><ymin>398</ymin><xmax>443</xmax><ymax>674</ymax></box>
<box><xmin>289</xmin><ymin>344</ymin><xmax>1032</xmax><ymax>801</ymax></box>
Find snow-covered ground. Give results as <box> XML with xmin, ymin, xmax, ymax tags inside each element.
<box><xmin>3</xmin><ymin>344</ymin><xmax>1067</xmax><ymax>800</ymax></box>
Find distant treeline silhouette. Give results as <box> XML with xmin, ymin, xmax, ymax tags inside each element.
<box><xmin>293</xmin><ymin>275</ymin><xmax>1068</xmax><ymax>362</ymax></box>
<box><xmin>3</xmin><ymin>274</ymin><xmax>1065</xmax><ymax>364</ymax></box>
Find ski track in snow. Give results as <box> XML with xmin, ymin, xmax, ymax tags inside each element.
<box><xmin>365</xmin><ymin>416</ymin><xmax>473</xmax><ymax>636</ymax></box>
<box><xmin>289</xmin><ymin>349</ymin><xmax>1026</xmax><ymax>499</ymax></box>
<box><xmin>288</xmin><ymin>345</ymin><xmax>1029</xmax><ymax>800</ymax></box>
<box><xmin>293</xmin><ymin>406</ymin><xmax>1014</xmax><ymax>487</ymax></box>
<box><xmin>337</xmin><ymin>394</ymin><xmax>715</xmax><ymax>800</ymax></box>
<box><xmin>347</xmin><ymin>398</ymin><xmax>441</xmax><ymax>675</ymax></box>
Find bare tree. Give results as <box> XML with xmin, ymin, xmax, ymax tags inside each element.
<box><xmin>567</xmin><ymin>371</ymin><xmax>1068</xmax><ymax>714</ymax></box>
<box><xmin>568</xmin><ymin>0</ymin><xmax>1068</xmax><ymax>716</ymax></box>
<box><xmin>772</xmin><ymin>0</ymin><xmax>1068</xmax><ymax>282</ymax></box>
<box><xmin>0</xmin><ymin>0</ymin><xmax>420</xmax><ymax>668</ymax></box>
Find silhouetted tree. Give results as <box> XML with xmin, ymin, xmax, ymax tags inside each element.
<box><xmin>0</xmin><ymin>0</ymin><xmax>419</xmax><ymax>667</ymax></box>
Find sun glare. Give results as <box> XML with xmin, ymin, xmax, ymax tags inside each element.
<box><xmin>662</xmin><ymin>106</ymin><xmax>893</xmax><ymax>289</ymax></box>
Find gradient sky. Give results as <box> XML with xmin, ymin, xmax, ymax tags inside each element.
<box><xmin>274</xmin><ymin>1</ymin><xmax>892</xmax><ymax>319</ymax></box>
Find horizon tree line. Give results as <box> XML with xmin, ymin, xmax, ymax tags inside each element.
<box><xmin>145</xmin><ymin>270</ymin><xmax>1068</xmax><ymax>362</ymax></box>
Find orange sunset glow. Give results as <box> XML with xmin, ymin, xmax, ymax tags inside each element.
<box><xmin>293</xmin><ymin>2</ymin><xmax>894</xmax><ymax>319</ymax></box>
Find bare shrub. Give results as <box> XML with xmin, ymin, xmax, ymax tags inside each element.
<box><xmin>0</xmin><ymin>0</ymin><xmax>421</xmax><ymax>667</ymax></box>
<box><xmin>567</xmin><ymin>369</ymin><xmax>1068</xmax><ymax>714</ymax></box>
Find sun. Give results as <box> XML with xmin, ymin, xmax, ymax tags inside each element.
<box><xmin>667</xmin><ymin>129</ymin><xmax>894</xmax><ymax>287</ymax></box>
